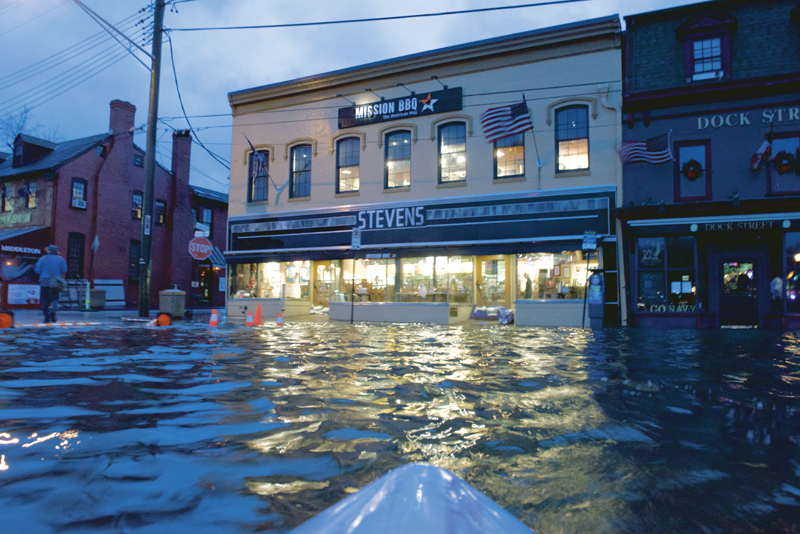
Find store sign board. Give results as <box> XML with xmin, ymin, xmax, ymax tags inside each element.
<box><xmin>8</xmin><ymin>284</ymin><xmax>40</xmax><ymax>305</ymax></box>
<box><xmin>338</xmin><ymin>87</ymin><xmax>462</xmax><ymax>129</ymax></box>
<box><xmin>696</xmin><ymin>108</ymin><xmax>800</xmax><ymax>129</ymax></box>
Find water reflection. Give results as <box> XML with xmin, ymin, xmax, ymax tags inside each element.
<box><xmin>0</xmin><ymin>325</ymin><xmax>798</xmax><ymax>532</ymax></box>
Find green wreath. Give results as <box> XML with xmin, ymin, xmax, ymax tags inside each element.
<box><xmin>773</xmin><ymin>151</ymin><xmax>795</xmax><ymax>175</ymax></box>
<box><xmin>681</xmin><ymin>159</ymin><xmax>703</xmax><ymax>181</ymax></box>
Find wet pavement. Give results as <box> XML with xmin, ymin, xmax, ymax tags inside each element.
<box><xmin>0</xmin><ymin>322</ymin><xmax>799</xmax><ymax>533</ymax></box>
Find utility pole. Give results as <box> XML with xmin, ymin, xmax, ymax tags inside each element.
<box><xmin>138</xmin><ymin>1</ymin><xmax>166</xmax><ymax>317</ymax></box>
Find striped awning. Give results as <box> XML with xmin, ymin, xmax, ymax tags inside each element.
<box><xmin>207</xmin><ymin>246</ymin><xmax>226</xmax><ymax>269</ymax></box>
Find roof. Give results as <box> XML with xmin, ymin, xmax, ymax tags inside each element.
<box><xmin>229</xmin><ymin>15</ymin><xmax>621</xmax><ymax>105</ymax></box>
<box><xmin>190</xmin><ymin>184</ymin><xmax>228</xmax><ymax>204</ymax></box>
<box><xmin>0</xmin><ymin>133</ymin><xmax>109</xmax><ymax>180</ymax></box>
<box><xmin>17</xmin><ymin>133</ymin><xmax>57</xmax><ymax>150</ymax></box>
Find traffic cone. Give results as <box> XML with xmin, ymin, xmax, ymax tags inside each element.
<box><xmin>277</xmin><ymin>312</ymin><xmax>284</xmax><ymax>326</ymax></box>
<box><xmin>209</xmin><ymin>309</ymin><xmax>219</xmax><ymax>327</ymax></box>
<box><xmin>246</xmin><ymin>310</ymin><xmax>254</xmax><ymax>326</ymax></box>
<box><xmin>253</xmin><ymin>303</ymin><xmax>262</xmax><ymax>326</ymax></box>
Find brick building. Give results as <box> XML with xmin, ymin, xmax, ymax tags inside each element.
<box><xmin>0</xmin><ymin>100</ymin><xmax>228</xmax><ymax>310</ymax></box>
<box><xmin>618</xmin><ymin>0</ymin><xmax>800</xmax><ymax>329</ymax></box>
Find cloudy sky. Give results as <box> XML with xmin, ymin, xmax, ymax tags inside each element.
<box><xmin>1</xmin><ymin>0</ymin><xmax>700</xmax><ymax>193</ymax></box>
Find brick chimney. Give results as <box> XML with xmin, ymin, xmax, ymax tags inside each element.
<box><xmin>171</xmin><ymin>129</ymin><xmax>192</xmax><ymax>189</ymax></box>
<box><xmin>109</xmin><ymin>100</ymin><xmax>136</xmax><ymax>135</ymax></box>
<box><xmin>169</xmin><ymin>129</ymin><xmax>195</xmax><ymax>295</ymax></box>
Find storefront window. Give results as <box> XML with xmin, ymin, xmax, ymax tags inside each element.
<box><xmin>786</xmin><ymin>232</ymin><xmax>800</xmax><ymax>314</ymax></box>
<box><xmin>480</xmin><ymin>258</ymin><xmax>506</xmax><ymax>304</ymax></box>
<box><xmin>637</xmin><ymin>236</ymin><xmax>698</xmax><ymax>312</ymax></box>
<box><xmin>517</xmin><ymin>252</ymin><xmax>596</xmax><ymax>300</ymax></box>
<box><xmin>230</xmin><ymin>261</ymin><xmax>310</xmax><ymax>300</ymax></box>
<box><xmin>314</xmin><ymin>261</ymin><xmax>342</xmax><ymax>307</ymax></box>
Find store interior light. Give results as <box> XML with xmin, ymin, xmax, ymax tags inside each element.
<box><xmin>795</xmin><ymin>253</ymin><xmax>800</xmax><ymax>262</ymax></box>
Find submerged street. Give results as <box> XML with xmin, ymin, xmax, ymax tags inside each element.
<box><xmin>0</xmin><ymin>323</ymin><xmax>799</xmax><ymax>533</ymax></box>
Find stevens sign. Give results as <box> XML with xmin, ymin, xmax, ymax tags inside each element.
<box><xmin>338</xmin><ymin>87</ymin><xmax>462</xmax><ymax>129</ymax></box>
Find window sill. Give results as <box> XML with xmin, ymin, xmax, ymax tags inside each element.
<box><xmin>288</xmin><ymin>196</ymin><xmax>311</xmax><ymax>202</ymax></box>
<box><xmin>335</xmin><ymin>191</ymin><xmax>360</xmax><ymax>198</ymax></box>
<box><xmin>384</xmin><ymin>186</ymin><xmax>410</xmax><ymax>194</ymax></box>
<box><xmin>247</xmin><ymin>199</ymin><xmax>270</xmax><ymax>205</ymax></box>
<box><xmin>493</xmin><ymin>176</ymin><xmax>526</xmax><ymax>184</ymax></box>
<box><xmin>555</xmin><ymin>169</ymin><xmax>590</xmax><ymax>178</ymax></box>
<box><xmin>436</xmin><ymin>181</ymin><xmax>466</xmax><ymax>189</ymax></box>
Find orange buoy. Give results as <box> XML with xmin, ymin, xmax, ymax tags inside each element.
<box><xmin>157</xmin><ymin>313</ymin><xmax>172</xmax><ymax>326</ymax></box>
<box><xmin>246</xmin><ymin>310</ymin><xmax>254</xmax><ymax>326</ymax></box>
<box><xmin>254</xmin><ymin>303</ymin><xmax>262</xmax><ymax>326</ymax></box>
<box><xmin>0</xmin><ymin>312</ymin><xmax>13</xmax><ymax>329</ymax></box>
<box><xmin>277</xmin><ymin>311</ymin><xmax>284</xmax><ymax>326</ymax></box>
<box><xmin>209</xmin><ymin>309</ymin><xmax>219</xmax><ymax>327</ymax></box>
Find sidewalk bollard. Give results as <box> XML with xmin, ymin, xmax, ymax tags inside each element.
<box><xmin>209</xmin><ymin>309</ymin><xmax>219</xmax><ymax>327</ymax></box>
<box><xmin>254</xmin><ymin>304</ymin><xmax>262</xmax><ymax>326</ymax></box>
<box><xmin>277</xmin><ymin>311</ymin><xmax>284</xmax><ymax>326</ymax></box>
<box><xmin>246</xmin><ymin>310</ymin><xmax>254</xmax><ymax>326</ymax></box>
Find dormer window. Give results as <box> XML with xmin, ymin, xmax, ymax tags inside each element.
<box><xmin>677</xmin><ymin>12</ymin><xmax>737</xmax><ymax>83</ymax></box>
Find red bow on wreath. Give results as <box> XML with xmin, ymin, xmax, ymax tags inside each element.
<box><xmin>773</xmin><ymin>151</ymin><xmax>796</xmax><ymax>176</ymax></box>
<box><xmin>681</xmin><ymin>159</ymin><xmax>703</xmax><ymax>181</ymax></box>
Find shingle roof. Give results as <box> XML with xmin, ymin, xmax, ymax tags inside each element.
<box><xmin>0</xmin><ymin>133</ymin><xmax>109</xmax><ymax>180</ymax></box>
<box><xmin>190</xmin><ymin>184</ymin><xmax>228</xmax><ymax>204</ymax></box>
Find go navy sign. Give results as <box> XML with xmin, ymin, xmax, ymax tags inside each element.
<box><xmin>338</xmin><ymin>87</ymin><xmax>462</xmax><ymax>129</ymax></box>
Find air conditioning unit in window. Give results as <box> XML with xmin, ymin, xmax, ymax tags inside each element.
<box><xmin>72</xmin><ymin>198</ymin><xmax>87</xmax><ymax>209</ymax></box>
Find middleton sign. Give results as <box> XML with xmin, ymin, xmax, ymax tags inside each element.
<box><xmin>338</xmin><ymin>87</ymin><xmax>462</xmax><ymax>129</ymax></box>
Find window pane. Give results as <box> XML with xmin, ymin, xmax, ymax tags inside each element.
<box><xmin>291</xmin><ymin>146</ymin><xmax>312</xmax><ymax>197</ymax></box>
<box><xmin>638</xmin><ymin>271</ymin><xmax>666</xmax><ymax>310</ymax></box>
<box><xmin>678</xmin><ymin>144</ymin><xmax>707</xmax><ymax>199</ymax></box>
<box><xmin>386</xmin><ymin>132</ymin><xmax>411</xmax><ymax>188</ymax></box>
<box><xmin>129</xmin><ymin>240</ymin><xmax>140</xmax><ymax>281</ymax></box>
<box><xmin>668</xmin><ymin>271</ymin><xmax>696</xmax><ymax>308</ymax></box>
<box><xmin>693</xmin><ymin>38</ymin><xmax>722</xmax><ymax>74</ymax></box>
<box><xmin>439</xmin><ymin>123</ymin><xmax>466</xmax><ymax>183</ymax></box>
<box><xmin>768</xmin><ymin>136</ymin><xmax>800</xmax><ymax>195</ymax></box>
<box><xmin>556</xmin><ymin>107</ymin><xmax>588</xmax><ymax>171</ymax></box>
<box><xmin>667</xmin><ymin>236</ymin><xmax>695</xmax><ymax>269</ymax></box>
<box><xmin>249</xmin><ymin>151</ymin><xmax>269</xmax><ymax>202</ymax></box>
<box><xmin>337</xmin><ymin>138</ymin><xmax>360</xmax><ymax>192</ymax></box>
<box><xmin>786</xmin><ymin>232</ymin><xmax>800</xmax><ymax>313</ymax></box>
<box><xmin>131</xmin><ymin>192</ymin><xmax>143</xmax><ymax>219</ymax></box>
<box><xmin>496</xmin><ymin>134</ymin><xmax>524</xmax><ymax>177</ymax></box>
<box><xmin>67</xmin><ymin>233</ymin><xmax>85</xmax><ymax>278</ymax></box>
<box><xmin>155</xmin><ymin>200</ymin><xmax>166</xmax><ymax>225</ymax></box>
<box><xmin>27</xmin><ymin>182</ymin><xmax>37</xmax><ymax>208</ymax></box>
<box><xmin>638</xmin><ymin>237</ymin><xmax>665</xmax><ymax>269</ymax></box>
<box><xmin>517</xmin><ymin>252</ymin><xmax>595</xmax><ymax>300</ymax></box>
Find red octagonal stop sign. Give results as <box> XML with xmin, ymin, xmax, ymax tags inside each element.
<box><xmin>188</xmin><ymin>236</ymin><xmax>213</xmax><ymax>261</ymax></box>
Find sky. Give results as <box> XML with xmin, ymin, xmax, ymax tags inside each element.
<box><xmin>0</xmin><ymin>0</ymin><xmax>702</xmax><ymax>194</ymax></box>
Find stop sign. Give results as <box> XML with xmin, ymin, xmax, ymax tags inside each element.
<box><xmin>188</xmin><ymin>237</ymin><xmax>213</xmax><ymax>260</ymax></box>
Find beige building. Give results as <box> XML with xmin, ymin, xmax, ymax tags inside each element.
<box><xmin>225</xmin><ymin>16</ymin><xmax>624</xmax><ymax>326</ymax></box>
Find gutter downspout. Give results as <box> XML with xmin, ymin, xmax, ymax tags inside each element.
<box><xmin>88</xmin><ymin>135</ymin><xmax>114</xmax><ymax>284</ymax></box>
<box><xmin>598</xmin><ymin>83</ymin><xmax>628</xmax><ymax>327</ymax></box>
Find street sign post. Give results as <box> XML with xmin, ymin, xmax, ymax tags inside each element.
<box><xmin>188</xmin><ymin>237</ymin><xmax>213</xmax><ymax>261</ymax></box>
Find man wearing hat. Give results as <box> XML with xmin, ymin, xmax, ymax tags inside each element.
<box><xmin>34</xmin><ymin>244</ymin><xmax>68</xmax><ymax>323</ymax></box>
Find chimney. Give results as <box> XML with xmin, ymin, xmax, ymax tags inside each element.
<box><xmin>109</xmin><ymin>100</ymin><xmax>136</xmax><ymax>136</ymax></box>
<box><xmin>171</xmin><ymin>129</ymin><xmax>192</xmax><ymax>189</ymax></box>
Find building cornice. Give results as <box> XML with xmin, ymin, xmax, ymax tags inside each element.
<box><xmin>228</xmin><ymin>16</ymin><xmax>621</xmax><ymax>113</ymax></box>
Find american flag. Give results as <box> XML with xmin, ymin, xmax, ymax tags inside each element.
<box><xmin>480</xmin><ymin>99</ymin><xmax>533</xmax><ymax>143</ymax></box>
<box><xmin>618</xmin><ymin>132</ymin><xmax>673</xmax><ymax>164</ymax></box>
<box><xmin>243</xmin><ymin>134</ymin><xmax>277</xmax><ymax>192</ymax></box>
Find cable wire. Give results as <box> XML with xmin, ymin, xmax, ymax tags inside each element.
<box><xmin>167</xmin><ymin>0</ymin><xmax>592</xmax><ymax>32</ymax></box>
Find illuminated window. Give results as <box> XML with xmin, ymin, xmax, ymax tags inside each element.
<box><xmin>336</xmin><ymin>138</ymin><xmax>360</xmax><ymax>193</ymax></box>
<box><xmin>438</xmin><ymin>123</ymin><xmax>466</xmax><ymax>183</ymax></box>
<box><xmin>0</xmin><ymin>184</ymin><xmax>11</xmax><ymax>212</ymax></box>
<box><xmin>556</xmin><ymin>106</ymin><xmax>589</xmax><ymax>172</ymax></box>
<box><xmin>131</xmin><ymin>190</ymin><xmax>143</xmax><ymax>219</ymax></box>
<box><xmin>290</xmin><ymin>145</ymin><xmax>312</xmax><ymax>198</ymax></box>
<box><xmin>637</xmin><ymin>236</ymin><xmax>697</xmax><ymax>312</ymax></box>
<box><xmin>27</xmin><ymin>181</ymin><xmax>37</xmax><ymax>209</ymax></box>
<box><xmin>71</xmin><ymin>178</ymin><xmax>87</xmax><ymax>210</ymax></box>
<box><xmin>495</xmin><ymin>133</ymin><xmax>524</xmax><ymax>178</ymax></box>
<box><xmin>129</xmin><ymin>240</ymin><xmax>140</xmax><ymax>281</ymax></box>
<box><xmin>155</xmin><ymin>200</ymin><xmax>166</xmax><ymax>226</ymax></box>
<box><xmin>385</xmin><ymin>131</ymin><xmax>411</xmax><ymax>189</ymax></box>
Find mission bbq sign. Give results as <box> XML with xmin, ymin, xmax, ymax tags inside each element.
<box><xmin>338</xmin><ymin>87</ymin><xmax>462</xmax><ymax>129</ymax></box>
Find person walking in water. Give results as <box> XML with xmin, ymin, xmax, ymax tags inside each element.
<box><xmin>34</xmin><ymin>244</ymin><xmax>68</xmax><ymax>323</ymax></box>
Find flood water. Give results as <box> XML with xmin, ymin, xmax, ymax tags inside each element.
<box><xmin>1</xmin><ymin>323</ymin><xmax>799</xmax><ymax>533</ymax></box>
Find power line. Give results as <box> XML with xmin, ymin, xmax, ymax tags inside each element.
<box><xmin>164</xmin><ymin>31</ymin><xmax>231</xmax><ymax>169</ymax></box>
<box><xmin>166</xmin><ymin>0</ymin><xmax>592</xmax><ymax>32</ymax></box>
<box><xmin>0</xmin><ymin>0</ymin><xmax>71</xmax><ymax>39</ymax></box>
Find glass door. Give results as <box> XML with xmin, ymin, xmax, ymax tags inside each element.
<box><xmin>720</xmin><ymin>260</ymin><xmax>757</xmax><ymax>326</ymax></box>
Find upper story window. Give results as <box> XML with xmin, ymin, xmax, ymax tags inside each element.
<box><xmin>385</xmin><ymin>131</ymin><xmax>411</xmax><ymax>189</ymax></box>
<box><xmin>134</xmin><ymin>154</ymin><xmax>143</xmax><ymax>167</ymax></box>
<box><xmin>767</xmin><ymin>132</ymin><xmax>800</xmax><ymax>196</ymax></box>
<box><xmin>132</xmin><ymin>190</ymin><xmax>143</xmax><ymax>219</ymax></box>
<box><xmin>155</xmin><ymin>200</ymin><xmax>166</xmax><ymax>226</ymax></box>
<box><xmin>438</xmin><ymin>123</ymin><xmax>466</xmax><ymax>183</ymax></box>
<box><xmin>556</xmin><ymin>106</ymin><xmax>589</xmax><ymax>172</ymax></box>
<box><xmin>71</xmin><ymin>178</ymin><xmax>87</xmax><ymax>209</ymax></box>
<box><xmin>248</xmin><ymin>150</ymin><xmax>269</xmax><ymax>202</ymax></box>
<box><xmin>495</xmin><ymin>133</ymin><xmax>525</xmax><ymax>179</ymax></box>
<box><xmin>197</xmin><ymin>206</ymin><xmax>213</xmax><ymax>237</ymax></box>
<box><xmin>675</xmin><ymin>140</ymin><xmax>711</xmax><ymax>202</ymax></box>
<box><xmin>26</xmin><ymin>181</ymin><xmax>37</xmax><ymax>209</ymax></box>
<box><xmin>290</xmin><ymin>145</ymin><xmax>312</xmax><ymax>198</ymax></box>
<box><xmin>336</xmin><ymin>138</ymin><xmax>360</xmax><ymax>193</ymax></box>
<box><xmin>1</xmin><ymin>184</ymin><xmax>12</xmax><ymax>212</ymax></box>
<box><xmin>677</xmin><ymin>12</ymin><xmax>736</xmax><ymax>83</ymax></box>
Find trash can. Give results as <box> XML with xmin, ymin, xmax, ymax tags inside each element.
<box><xmin>159</xmin><ymin>286</ymin><xmax>186</xmax><ymax>319</ymax></box>
<box><xmin>90</xmin><ymin>288</ymin><xmax>106</xmax><ymax>309</ymax></box>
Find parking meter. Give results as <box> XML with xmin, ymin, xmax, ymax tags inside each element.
<box><xmin>587</xmin><ymin>271</ymin><xmax>605</xmax><ymax>328</ymax></box>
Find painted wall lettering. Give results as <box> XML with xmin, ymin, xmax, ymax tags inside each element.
<box><xmin>696</xmin><ymin>108</ymin><xmax>799</xmax><ymax>129</ymax></box>
<box><xmin>358</xmin><ymin>206</ymin><xmax>425</xmax><ymax>230</ymax></box>
<box><xmin>703</xmin><ymin>221</ymin><xmax>776</xmax><ymax>231</ymax></box>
